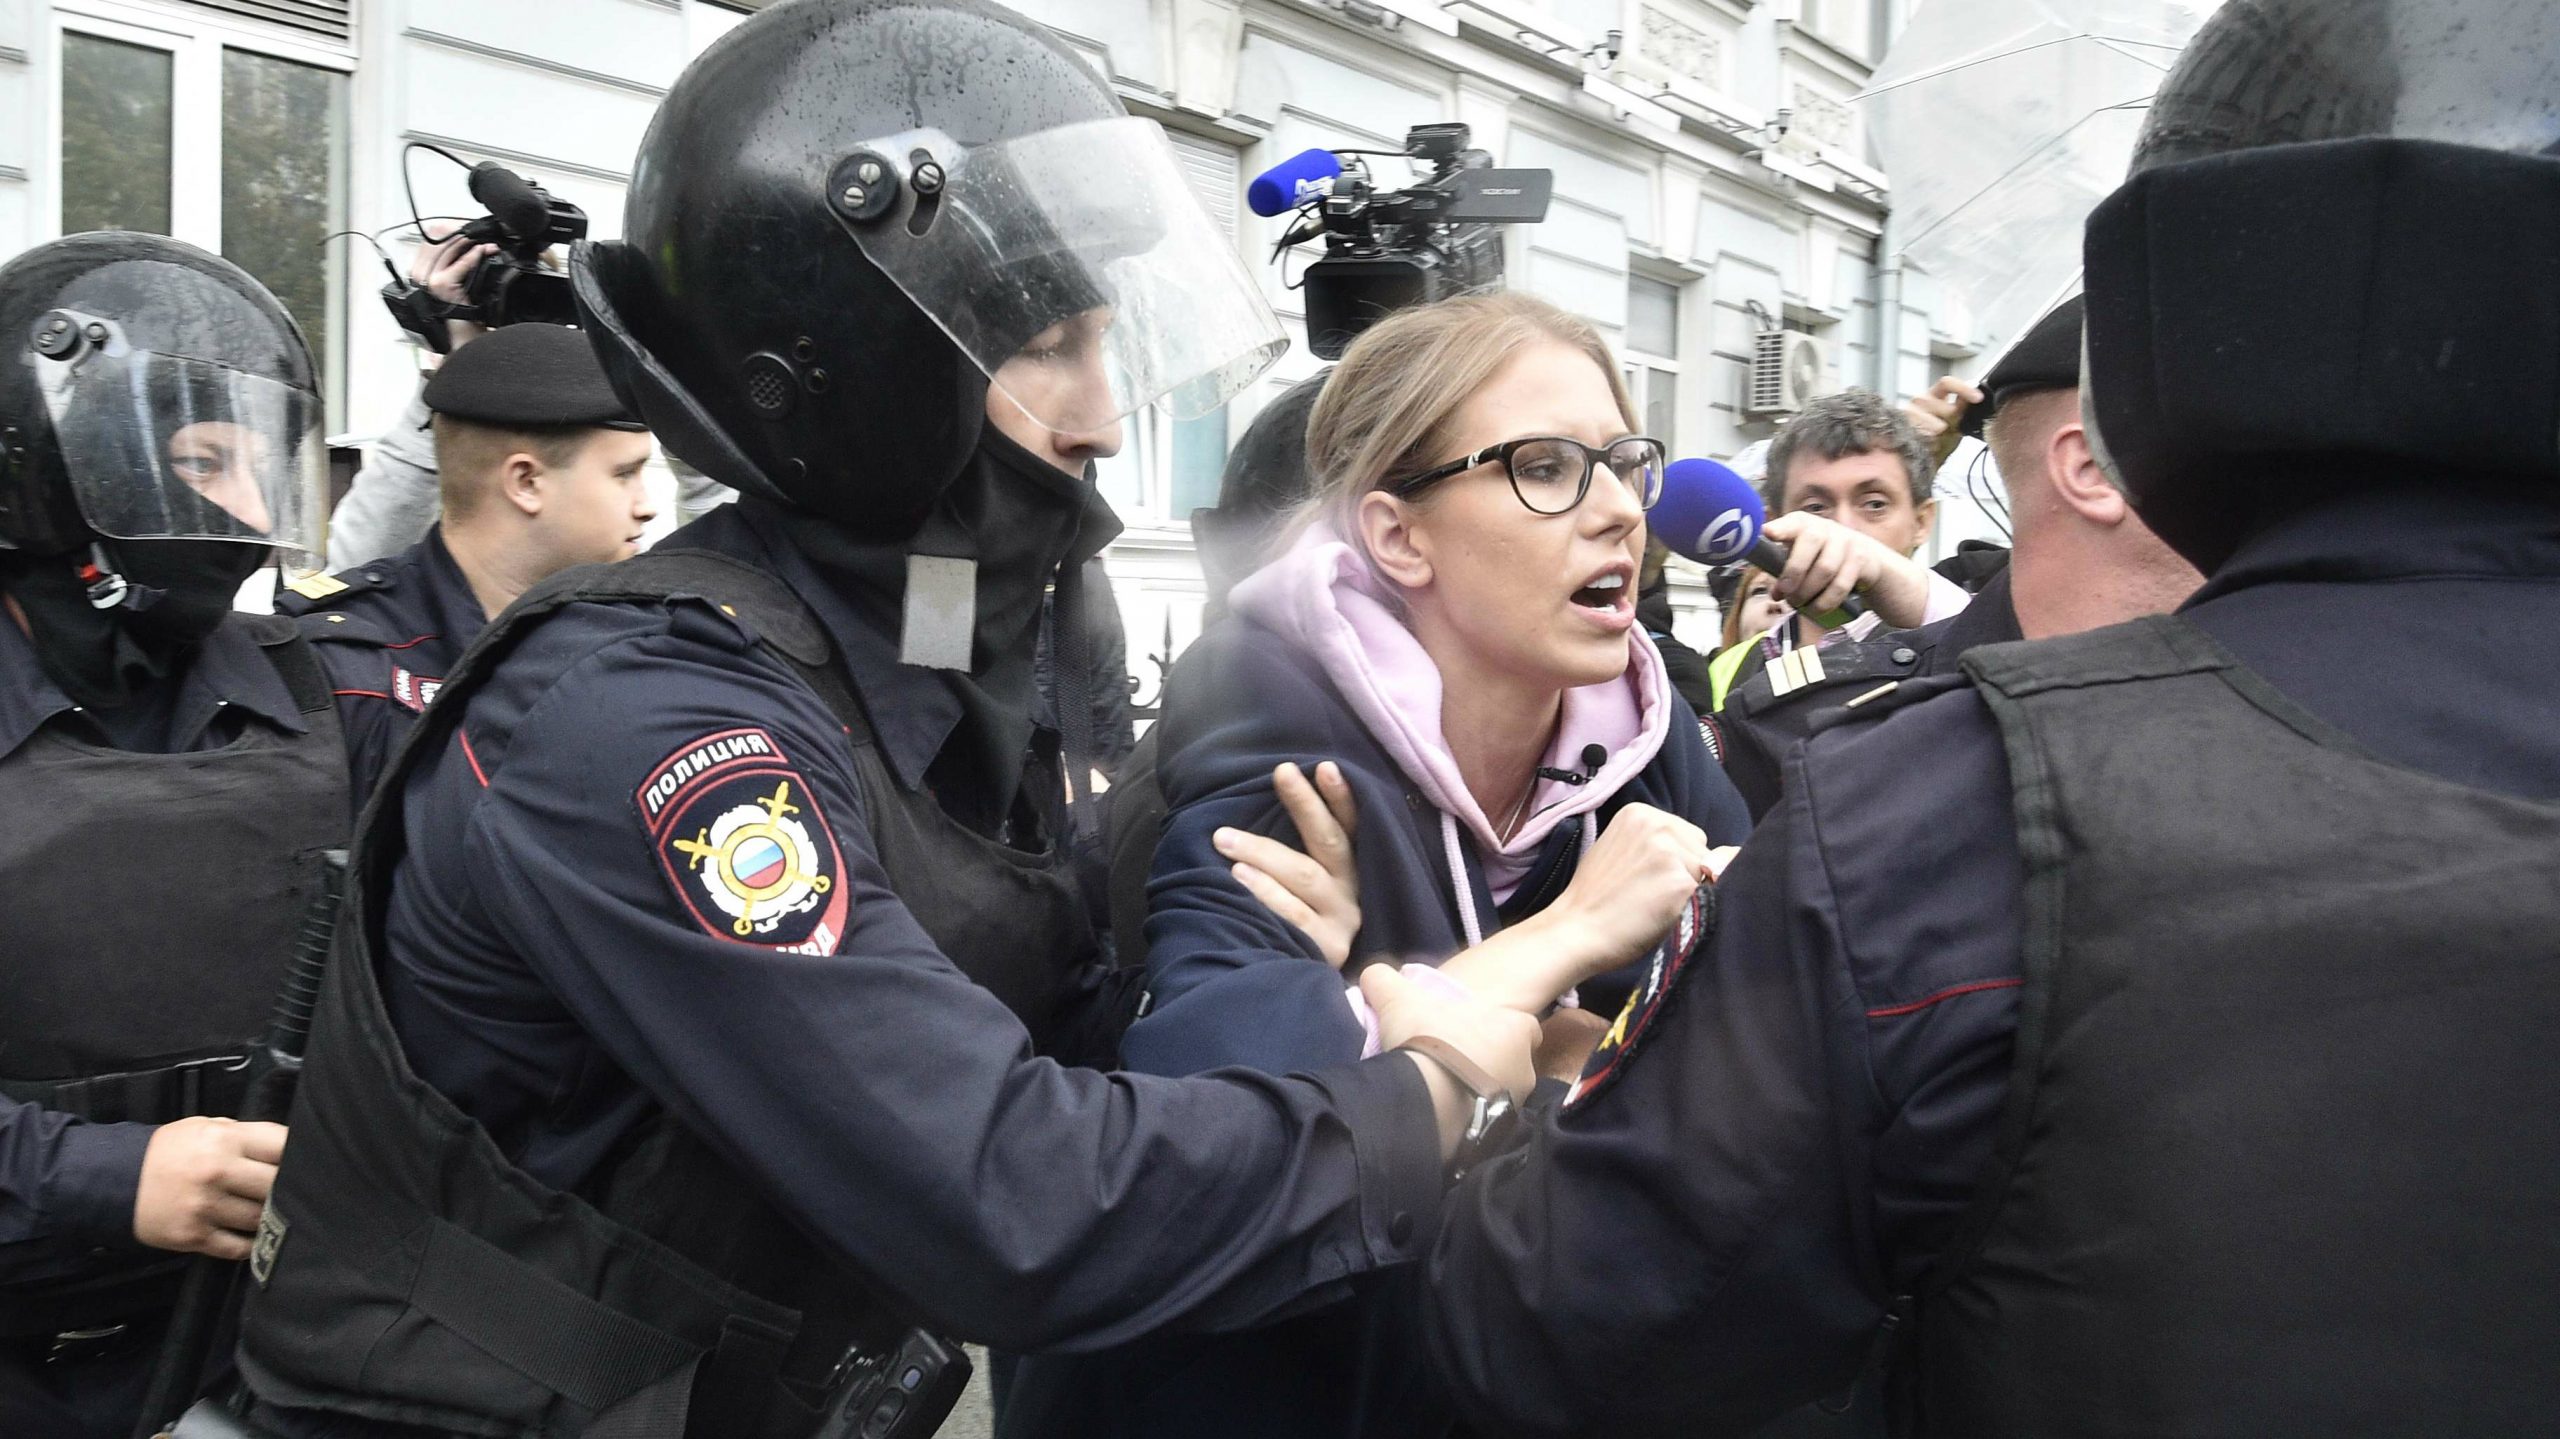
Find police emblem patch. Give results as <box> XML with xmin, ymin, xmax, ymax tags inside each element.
<box><xmin>639</xmin><ymin>728</ymin><xmax>848</xmax><ymax>953</ymax></box>
<box><xmin>1565</xmin><ymin>881</ymin><xmax>1715</xmax><ymax>1109</ymax></box>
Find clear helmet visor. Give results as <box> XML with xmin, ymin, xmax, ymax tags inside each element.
<box><xmin>32</xmin><ymin>318</ymin><xmax>325</xmax><ymax>560</ymax></box>
<box><xmin>832</xmin><ymin>116</ymin><xmax>1286</xmax><ymax>433</ymax></box>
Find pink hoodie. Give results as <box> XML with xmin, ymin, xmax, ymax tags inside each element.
<box><xmin>1227</xmin><ymin>524</ymin><xmax>1675</xmax><ymax>1047</ymax></box>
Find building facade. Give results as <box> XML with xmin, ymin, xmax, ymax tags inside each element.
<box><xmin>1</xmin><ymin>0</ymin><xmax>1999</xmax><ymax>675</ymax></box>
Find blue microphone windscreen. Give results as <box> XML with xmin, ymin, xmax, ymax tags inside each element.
<box><xmin>1247</xmin><ymin>149</ymin><xmax>1344</xmax><ymax>218</ymax></box>
<box><xmin>1651</xmin><ymin>458</ymin><xmax>1766</xmax><ymax>566</ymax></box>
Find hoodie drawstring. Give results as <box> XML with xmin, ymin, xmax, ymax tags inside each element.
<box><xmin>1441</xmin><ymin>811</ymin><xmax>1485</xmax><ymax>950</ymax></box>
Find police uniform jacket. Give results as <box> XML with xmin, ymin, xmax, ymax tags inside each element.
<box><xmin>1718</xmin><ymin>569</ymin><xmax>2025</xmax><ymax>819</ymax></box>
<box><xmin>275</xmin><ymin>524</ymin><xmax>486</xmax><ymax>805</ymax></box>
<box><xmin>1423</xmin><ymin>485</ymin><xmax>2560</xmax><ymax>1437</ymax></box>
<box><xmin>238</xmin><ymin>500</ymin><xmax>1448</xmax><ymax>1438</ymax></box>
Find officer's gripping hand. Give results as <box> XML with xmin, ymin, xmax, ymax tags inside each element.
<box><xmin>1362</xmin><ymin>964</ymin><xmax>1540</xmax><ymax>1159</ymax></box>
<box><xmin>1759</xmin><ymin>512</ymin><xmax>1939</xmax><ymax>629</ymax></box>
<box><xmin>133</xmin><ymin>1116</ymin><xmax>286</xmax><ymax>1261</ymax></box>
<box><xmin>1437</xmin><ymin>805</ymin><xmax>1716</xmax><ymax>1015</ymax></box>
<box><xmin>1214</xmin><ymin>761</ymin><xmax>1363</xmax><ymax>970</ymax></box>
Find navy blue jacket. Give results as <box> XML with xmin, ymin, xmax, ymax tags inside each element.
<box><xmin>275</xmin><ymin>525</ymin><xmax>486</xmax><ymax>806</ymax></box>
<box><xmin>320</xmin><ymin>502</ymin><xmax>1443</xmax><ymax>1362</ymax></box>
<box><xmin>1008</xmin><ymin>618</ymin><xmax>1747</xmax><ymax>1439</ymax></box>
<box><xmin>1422</xmin><ymin>486</ymin><xmax>2560</xmax><ymax>1436</ymax></box>
<box><xmin>1123</xmin><ymin>618</ymin><xmax>1752</xmax><ymax>1080</ymax></box>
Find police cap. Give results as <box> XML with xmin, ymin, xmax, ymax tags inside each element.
<box><xmin>422</xmin><ymin>323</ymin><xmax>644</xmax><ymax>431</ymax></box>
<box><xmin>1961</xmin><ymin>295</ymin><xmax>2083</xmax><ymax>439</ymax></box>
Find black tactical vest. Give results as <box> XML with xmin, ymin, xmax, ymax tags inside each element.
<box><xmin>0</xmin><ymin>614</ymin><xmax>346</xmax><ymax>1336</ymax></box>
<box><xmin>235</xmin><ymin>551</ymin><xmax>1095</xmax><ymax>1439</ymax></box>
<box><xmin>1910</xmin><ymin>617</ymin><xmax>2560</xmax><ymax>1436</ymax></box>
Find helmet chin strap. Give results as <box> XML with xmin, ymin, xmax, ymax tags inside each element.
<box><xmin>76</xmin><ymin>541</ymin><xmax>163</xmax><ymax>613</ymax></box>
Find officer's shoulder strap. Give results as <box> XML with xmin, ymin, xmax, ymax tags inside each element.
<box><xmin>1957</xmin><ymin>614</ymin><xmax>2229</xmax><ymax>700</ymax></box>
<box><xmin>511</xmin><ymin>548</ymin><xmax>832</xmax><ymax>668</ymax></box>
<box><xmin>231</xmin><ymin>611</ymin><xmax>335</xmax><ymax>716</ymax></box>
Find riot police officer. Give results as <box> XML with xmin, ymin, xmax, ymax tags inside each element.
<box><xmin>1424</xmin><ymin>1</ymin><xmax>2560</xmax><ymax>1433</ymax></box>
<box><xmin>0</xmin><ymin>233</ymin><xmax>343</xmax><ymax>1439</ymax></box>
<box><xmin>215</xmin><ymin>4</ymin><xmax>1536</xmax><ymax>1438</ymax></box>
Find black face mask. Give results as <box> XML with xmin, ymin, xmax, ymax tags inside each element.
<box><xmin>783</xmin><ymin>422</ymin><xmax>1120</xmax><ymax>822</ymax></box>
<box><xmin>0</xmin><ymin>538</ymin><xmax>261</xmax><ymax>710</ymax></box>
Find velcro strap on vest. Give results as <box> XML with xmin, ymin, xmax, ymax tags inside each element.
<box><xmin>410</xmin><ymin>1218</ymin><xmax>706</xmax><ymax>1417</ymax></box>
<box><xmin>1960</xmin><ymin>615</ymin><xmax>2227</xmax><ymax>700</ymax></box>
<box><xmin>0</xmin><ymin>1053</ymin><xmax>254</xmax><ymax>1124</ymax></box>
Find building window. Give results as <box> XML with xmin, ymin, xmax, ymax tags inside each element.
<box><xmin>53</xmin><ymin>4</ymin><xmax>353</xmax><ymax>424</ymax></box>
<box><xmin>1624</xmin><ymin>274</ymin><xmax>1681</xmax><ymax>454</ymax></box>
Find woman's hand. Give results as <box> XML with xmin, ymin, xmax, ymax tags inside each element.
<box><xmin>1758</xmin><ymin>511</ymin><xmax>1938</xmax><ymax>628</ymax></box>
<box><xmin>1441</xmin><ymin>803</ymin><xmax>1714</xmax><ymax>1013</ymax></box>
<box><xmin>1214</xmin><ymin>761</ymin><xmax>1362</xmax><ymax>969</ymax></box>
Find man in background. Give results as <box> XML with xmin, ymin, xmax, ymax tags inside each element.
<box><xmin>278</xmin><ymin>322</ymin><xmax>654</xmax><ymax>802</ymax></box>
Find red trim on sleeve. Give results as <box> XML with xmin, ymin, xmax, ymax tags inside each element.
<box><xmin>332</xmin><ymin>689</ymin><xmax>392</xmax><ymax>700</ymax></box>
<box><xmin>1865</xmin><ymin>978</ymin><xmax>2023</xmax><ymax>1019</ymax></box>
<box><xmin>459</xmin><ymin>729</ymin><xmax>490</xmax><ymax>788</ymax></box>
<box><xmin>384</xmin><ymin>633</ymin><xmax>442</xmax><ymax>651</ymax></box>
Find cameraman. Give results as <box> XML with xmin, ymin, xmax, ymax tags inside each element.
<box><xmin>323</xmin><ymin>230</ymin><xmax>726</xmax><ymax>570</ymax></box>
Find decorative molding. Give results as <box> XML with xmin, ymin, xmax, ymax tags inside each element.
<box><xmin>403</xmin><ymin>29</ymin><xmax>670</xmax><ymax>100</ymax></box>
<box><xmin>0</xmin><ymin>46</ymin><xmax>26</xmax><ymax>65</ymax></box>
<box><xmin>0</xmin><ymin>165</ymin><xmax>28</xmax><ymax>182</ymax></box>
<box><xmin>1790</xmin><ymin>84</ymin><xmax>1853</xmax><ymax>148</ymax></box>
<box><xmin>1637</xmin><ymin>5</ymin><xmax>1721</xmax><ymax>89</ymax></box>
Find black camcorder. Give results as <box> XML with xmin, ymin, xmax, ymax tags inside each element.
<box><xmin>1266</xmin><ymin>123</ymin><xmax>1553</xmax><ymax>359</ymax></box>
<box><xmin>381</xmin><ymin>160</ymin><xmax>588</xmax><ymax>353</ymax></box>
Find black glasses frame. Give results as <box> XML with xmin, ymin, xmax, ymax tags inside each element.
<box><xmin>1384</xmin><ymin>434</ymin><xmax>1665</xmax><ymax>515</ymax></box>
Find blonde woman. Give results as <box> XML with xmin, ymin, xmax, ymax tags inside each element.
<box><xmin>1002</xmin><ymin>294</ymin><xmax>1749</xmax><ymax>1438</ymax></box>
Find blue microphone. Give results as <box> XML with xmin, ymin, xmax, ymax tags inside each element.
<box><xmin>1650</xmin><ymin>457</ymin><xmax>1865</xmax><ymax>626</ymax></box>
<box><xmin>1247</xmin><ymin>148</ymin><xmax>1345</xmax><ymax>218</ymax></box>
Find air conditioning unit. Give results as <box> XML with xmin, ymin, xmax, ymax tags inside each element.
<box><xmin>1745</xmin><ymin>329</ymin><xmax>1828</xmax><ymax>415</ymax></box>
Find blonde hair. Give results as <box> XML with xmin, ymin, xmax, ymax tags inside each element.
<box><xmin>432</xmin><ymin>414</ymin><xmax>594</xmax><ymax>521</ymax></box>
<box><xmin>1299</xmin><ymin>292</ymin><xmax>1639</xmax><ymax>543</ymax></box>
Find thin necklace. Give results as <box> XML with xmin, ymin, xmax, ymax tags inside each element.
<box><xmin>1496</xmin><ymin>774</ymin><xmax>1536</xmax><ymax>844</ymax></box>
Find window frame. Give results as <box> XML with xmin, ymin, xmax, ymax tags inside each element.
<box><xmin>46</xmin><ymin>0</ymin><xmax>357</xmax><ymax>421</ymax></box>
<box><xmin>1622</xmin><ymin>271</ymin><xmax>1684</xmax><ymax>457</ymax></box>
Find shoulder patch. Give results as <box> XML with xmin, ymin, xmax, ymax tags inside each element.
<box><xmin>638</xmin><ymin>727</ymin><xmax>848</xmax><ymax>953</ymax></box>
<box><xmin>1565</xmin><ymin>882</ymin><xmax>1715</xmax><ymax>1109</ymax></box>
<box><xmin>284</xmin><ymin>570</ymin><xmax>349</xmax><ymax>601</ymax></box>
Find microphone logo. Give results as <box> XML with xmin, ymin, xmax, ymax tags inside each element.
<box><xmin>1697</xmin><ymin>507</ymin><xmax>1752</xmax><ymax>564</ymax></box>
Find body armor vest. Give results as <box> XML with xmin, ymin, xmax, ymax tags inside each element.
<box><xmin>235</xmin><ymin>551</ymin><xmax>1093</xmax><ymax>1438</ymax></box>
<box><xmin>0</xmin><ymin>614</ymin><xmax>345</xmax><ymax>1336</ymax></box>
<box><xmin>1911</xmin><ymin>617</ymin><xmax>2560</xmax><ymax>1436</ymax></box>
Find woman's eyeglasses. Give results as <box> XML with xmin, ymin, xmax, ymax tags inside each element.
<box><xmin>1384</xmin><ymin>435</ymin><xmax>1666</xmax><ymax>516</ymax></box>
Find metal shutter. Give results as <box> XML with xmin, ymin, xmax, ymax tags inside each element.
<box><xmin>1166</xmin><ymin>130</ymin><xmax>1239</xmax><ymax>239</ymax></box>
<box><xmin>180</xmin><ymin>0</ymin><xmax>353</xmax><ymax>44</ymax></box>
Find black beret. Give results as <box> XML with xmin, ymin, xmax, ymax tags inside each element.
<box><xmin>1962</xmin><ymin>294</ymin><xmax>2084</xmax><ymax>438</ymax></box>
<box><xmin>422</xmin><ymin>323</ymin><xmax>644</xmax><ymax>431</ymax></box>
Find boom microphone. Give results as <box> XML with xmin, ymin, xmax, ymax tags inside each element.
<box><xmin>1650</xmin><ymin>457</ymin><xmax>1865</xmax><ymax>625</ymax></box>
<box><xmin>1248</xmin><ymin>148</ymin><xmax>1345</xmax><ymax>218</ymax></box>
<box><xmin>467</xmin><ymin>161</ymin><xmax>554</xmax><ymax>244</ymax></box>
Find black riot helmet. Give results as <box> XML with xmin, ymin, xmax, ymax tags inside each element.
<box><xmin>0</xmin><ymin>231</ymin><xmax>324</xmax><ymax>562</ymax></box>
<box><xmin>2081</xmin><ymin>0</ymin><xmax>2560</xmax><ymax>570</ymax></box>
<box><xmin>573</xmin><ymin>0</ymin><xmax>1285</xmax><ymax>537</ymax></box>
